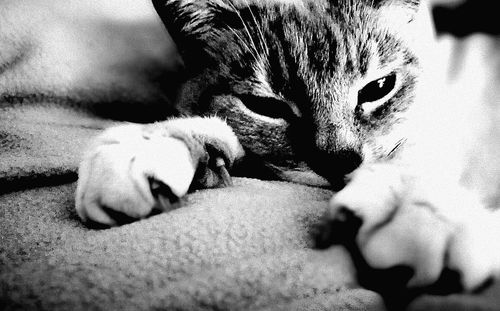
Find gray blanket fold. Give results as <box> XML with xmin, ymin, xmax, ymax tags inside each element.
<box><xmin>0</xmin><ymin>179</ymin><xmax>385</xmax><ymax>310</ymax></box>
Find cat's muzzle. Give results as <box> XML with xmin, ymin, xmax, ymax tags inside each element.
<box><xmin>308</xmin><ymin>149</ymin><xmax>363</xmax><ymax>191</ymax></box>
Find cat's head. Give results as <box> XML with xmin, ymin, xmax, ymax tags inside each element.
<box><xmin>153</xmin><ymin>0</ymin><xmax>434</xmax><ymax>188</ymax></box>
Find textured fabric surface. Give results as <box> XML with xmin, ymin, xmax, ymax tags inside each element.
<box><xmin>0</xmin><ymin>102</ymin><xmax>385</xmax><ymax>310</ymax></box>
<box><xmin>0</xmin><ymin>103</ymin><xmax>116</xmax><ymax>194</ymax></box>
<box><xmin>0</xmin><ymin>180</ymin><xmax>385</xmax><ymax>311</ymax></box>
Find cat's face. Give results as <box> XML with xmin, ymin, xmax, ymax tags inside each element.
<box><xmin>154</xmin><ymin>0</ymin><xmax>427</xmax><ymax>188</ymax></box>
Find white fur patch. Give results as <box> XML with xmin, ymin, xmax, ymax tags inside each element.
<box><xmin>75</xmin><ymin>117</ymin><xmax>244</xmax><ymax>226</ymax></box>
<box><xmin>328</xmin><ymin>164</ymin><xmax>500</xmax><ymax>290</ymax></box>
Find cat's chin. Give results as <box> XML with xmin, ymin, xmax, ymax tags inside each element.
<box><xmin>275</xmin><ymin>168</ymin><xmax>331</xmax><ymax>188</ymax></box>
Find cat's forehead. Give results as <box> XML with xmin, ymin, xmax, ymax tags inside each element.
<box><xmin>235</xmin><ymin>0</ymin><xmax>413</xmax><ymax>101</ymax></box>
<box><xmin>228</xmin><ymin>0</ymin><xmax>407</xmax><ymax>12</ymax></box>
<box><xmin>261</xmin><ymin>4</ymin><xmax>399</xmax><ymax>76</ymax></box>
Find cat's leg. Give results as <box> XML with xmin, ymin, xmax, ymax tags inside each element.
<box><xmin>318</xmin><ymin>163</ymin><xmax>500</xmax><ymax>295</ymax></box>
<box><xmin>75</xmin><ymin>117</ymin><xmax>244</xmax><ymax>226</ymax></box>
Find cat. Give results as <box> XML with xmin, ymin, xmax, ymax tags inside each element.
<box><xmin>75</xmin><ymin>0</ymin><xmax>500</xmax><ymax>297</ymax></box>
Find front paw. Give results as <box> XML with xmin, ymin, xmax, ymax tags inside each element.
<box><xmin>317</xmin><ymin>164</ymin><xmax>500</xmax><ymax>296</ymax></box>
<box><xmin>75</xmin><ymin>118</ymin><xmax>243</xmax><ymax>226</ymax></box>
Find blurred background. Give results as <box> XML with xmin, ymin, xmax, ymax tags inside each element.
<box><xmin>431</xmin><ymin>0</ymin><xmax>500</xmax><ymax>36</ymax></box>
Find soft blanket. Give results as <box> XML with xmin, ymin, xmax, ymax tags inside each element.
<box><xmin>2</xmin><ymin>27</ymin><xmax>500</xmax><ymax>311</ymax></box>
<box><xmin>1</xmin><ymin>103</ymin><xmax>384</xmax><ymax>310</ymax></box>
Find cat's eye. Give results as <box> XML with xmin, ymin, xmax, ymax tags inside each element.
<box><xmin>358</xmin><ymin>73</ymin><xmax>397</xmax><ymax>105</ymax></box>
<box><xmin>237</xmin><ymin>94</ymin><xmax>300</xmax><ymax>120</ymax></box>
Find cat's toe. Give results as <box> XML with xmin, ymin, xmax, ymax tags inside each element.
<box><xmin>75</xmin><ymin>118</ymin><xmax>243</xmax><ymax>227</ymax></box>
<box><xmin>75</xmin><ymin>125</ymin><xmax>197</xmax><ymax>227</ymax></box>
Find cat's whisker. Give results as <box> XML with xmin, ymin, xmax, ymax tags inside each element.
<box><xmin>242</xmin><ymin>18</ymin><xmax>261</xmax><ymax>57</ymax></box>
<box><xmin>227</xmin><ymin>27</ymin><xmax>259</xmax><ymax>62</ymax></box>
<box><xmin>242</xmin><ymin>0</ymin><xmax>269</xmax><ymax>56</ymax></box>
<box><xmin>233</xmin><ymin>3</ymin><xmax>261</xmax><ymax>56</ymax></box>
<box><xmin>226</xmin><ymin>1</ymin><xmax>261</xmax><ymax>60</ymax></box>
<box><xmin>387</xmin><ymin>138</ymin><xmax>407</xmax><ymax>158</ymax></box>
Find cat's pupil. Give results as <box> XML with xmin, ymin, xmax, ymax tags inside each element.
<box><xmin>358</xmin><ymin>73</ymin><xmax>396</xmax><ymax>105</ymax></box>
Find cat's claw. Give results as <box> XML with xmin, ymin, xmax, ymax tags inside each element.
<box><xmin>319</xmin><ymin>164</ymin><xmax>500</xmax><ymax>295</ymax></box>
<box><xmin>75</xmin><ymin>118</ymin><xmax>243</xmax><ymax>227</ymax></box>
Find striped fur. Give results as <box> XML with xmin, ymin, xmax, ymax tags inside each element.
<box><xmin>153</xmin><ymin>0</ymin><xmax>425</xmax><ymax>186</ymax></box>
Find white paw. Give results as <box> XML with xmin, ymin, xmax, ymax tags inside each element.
<box><xmin>320</xmin><ymin>164</ymin><xmax>500</xmax><ymax>293</ymax></box>
<box><xmin>75</xmin><ymin>118</ymin><xmax>243</xmax><ymax>226</ymax></box>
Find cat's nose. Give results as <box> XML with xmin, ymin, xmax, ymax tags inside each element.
<box><xmin>331</xmin><ymin>149</ymin><xmax>363</xmax><ymax>174</ymax></box>
<box><xmin>310</xmin><ymin>148</ymin><xmax>363</xmax><ymax>190</ymax></box>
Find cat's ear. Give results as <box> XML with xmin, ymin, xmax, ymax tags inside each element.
<box><xmin>370</xmin><ymin>0</ymin><xmax>422</xmax><ymax>23</ymax></box>
<box><xmin>370</xmin><ymin>0</ymin><xmax>420</xmax><ymax>9</ymax></box>
<box><xmin>374</xmin><ymin>0</ymin><xmax>435</xmax><ymax>61</ymax></box>
<box><xmin>152</xmin><ymin>0</ymin><xmax>240</xmax><ymax>62</ymax></box>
